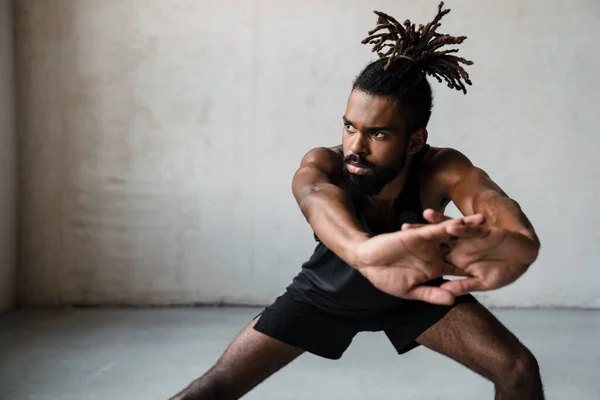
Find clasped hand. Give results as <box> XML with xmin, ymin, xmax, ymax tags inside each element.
<box><xmin>402</xmin><ymin>209</ymin><xmax>540</xmax><ymax>302</ymax></box>
<box><xmin>356</xmin><ymin>209</ymin><xmax>540</xmax><ymax>306</ymax></box>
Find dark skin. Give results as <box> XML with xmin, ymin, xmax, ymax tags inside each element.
<box><xmin>170</xmin><ymin>90</ymin><xmax>543</xmax><ymax>400</ymax></box>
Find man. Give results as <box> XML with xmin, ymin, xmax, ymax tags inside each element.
<box><xmin>170</xmin><ymin>2</ymin><xmax>543</xmax><ymax>399</ymax></box>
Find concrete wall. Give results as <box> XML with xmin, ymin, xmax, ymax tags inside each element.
<box><xmin>0</xmin><ymin>0</ymin><xmax>16</xmax><ymax>313</ymax></box>
<box><xmin>14</xmin><ymin>0</ymin><xmax>600</xmax><ymax>308</ymax></box>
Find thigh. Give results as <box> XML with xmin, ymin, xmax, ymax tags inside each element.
<box><xmin>415</xmin><ymin>302</ymin><xmax>530</xmax><ymax>380</ymax></box>
<box><xmin>213</xmin><ymin>290</ymin><xmax>359</xmax><ymax>398</ymax></box>
<box><xmin>380</xmin><ymin>288</ymin><xmax>478</xmax><ymax>355</ymax></box>
<box><xmin>212</xmin><ymin>315</ymin><xmax>305</xmax><ymax>398</ymax></box>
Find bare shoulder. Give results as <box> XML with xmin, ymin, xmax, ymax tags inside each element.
<box><xmin>422</xmin><ymin>146</ymin><xmax>474</xmax><ymax>172</ymax></box>
<box><xmin>327</xmin><ymin>144</ymin><xmax>343</xmax><ymax>158</ymax></box>
<box><xmin>422</xmin><ymin>145</ymin><xmax>486</xmax><ymax>185</ymax></box>
<box><xmin>301</xmin><ymin>145</ymin><xmax>342</xmax><ymax>162</ymax></box>
<box><xmin>297</xmin><ymin>145</ymin><xmax>344</xmax><ymax>182</ymax></box>
<box><xmin>418</xmin><ymin>146</ymin><xmax>481</xmax><ymax>209</ymax></box>
<box><xmin>300</xmin><ymin>147</ymin><xmax>342</xmax><ymax>172</ymax></box>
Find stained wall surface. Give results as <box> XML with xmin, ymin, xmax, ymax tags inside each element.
<box><xmin>15</xmin><ymin>0</ymin><xmax>600</xmax><ymax>307</ymax></box>
<box><xmin>0</xmin><ymin>0</ymin><xmax>16</xmax><ymax>313</ymax></box>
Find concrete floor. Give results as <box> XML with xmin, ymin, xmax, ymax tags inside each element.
<box><xmin>0</xmin><ymin>308</ymin><xmax>598</xmax><ymax>399</ymax></box>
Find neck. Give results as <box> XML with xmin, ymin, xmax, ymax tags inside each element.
<box><xmin>363</xmin><ymin>155</ymin><xmax>415</xmax><ymax>212</ymax></box>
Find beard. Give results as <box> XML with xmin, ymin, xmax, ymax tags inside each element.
<box><xmin>342</xmin><ymin>153</ymin><xmax>407</xmax><ymax>197</ymax></box>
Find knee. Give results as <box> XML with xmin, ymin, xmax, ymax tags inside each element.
<box><xmin>494</xmin><ymin>346</ymin><xmax>540</xmax><ymax>392</ymax></box>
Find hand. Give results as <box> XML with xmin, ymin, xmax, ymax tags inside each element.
<box><xmin>403</xmin><ymin>210</ymin><xmax>540</xmax><ymax>296</ymax></box>
<box><xmin>356</xmin><ymin>212</ymin><xmax>486</xmax><ymax>306</ymax></box>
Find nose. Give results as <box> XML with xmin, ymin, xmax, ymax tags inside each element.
<box><xmin>349</xmin><ymin>132</ymin><xmax>369</xmax><ymax>155</ymax></box>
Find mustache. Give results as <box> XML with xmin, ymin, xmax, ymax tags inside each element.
<box><xmin>344</xmin><ymin>154</ymin><xmax>374</xmax><ymax>169</ymax></box>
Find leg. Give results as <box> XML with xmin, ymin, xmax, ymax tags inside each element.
<box><xmin>170</xmin><ymin>316</ymin><xmax>304</xmax><ymax>400</ymax></box>
<box><xmin>416</xmin><ymin>302</ymin><xmax>544</xmax><ymax>400</ymax></box>
<box><xmin>170</xmin><ymin>290</ymin><xmax>358</xmax><ymax>399</ymax></box>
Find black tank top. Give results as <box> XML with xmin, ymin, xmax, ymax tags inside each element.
<box><xmin>287</xmin><ymin>145</ymin><xmax>430</xmax><ymax>317</ymax></box>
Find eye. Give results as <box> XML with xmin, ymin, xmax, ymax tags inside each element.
<box><xmin>345</xmin><ymin>124</ymin><xmax>357</xmax><ymax>133</ymax></box>
<box><xmin>371</xmin><ymin>131</ymin><xmax>386</xmax><ymax>139</ymax></box>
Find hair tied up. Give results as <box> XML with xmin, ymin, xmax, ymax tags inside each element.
<box><xmin>361</xmin><ymin>1</ymin><xmax>474</xmax><ymax>94</ymax></box>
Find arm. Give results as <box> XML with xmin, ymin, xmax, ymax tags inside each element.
<box><xmin>434</xmin><ymin>148</ymin><xmax>540</xmax><ymax>248</ymax></box>
<box><xmin>291</xmin><ymin>147</ymin><xmax>370</xmax><ymax>269</ymax></box>
<box><xmin>430</xmin><ymin>148</ymin><xmax>540</xmax><ymax>295</ymax></box>
<box><xmin>292</xmin><ymin>146</ymin><xmax>489</xmax><ymax>305</ymax></box>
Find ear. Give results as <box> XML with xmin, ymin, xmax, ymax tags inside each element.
<box><xmin>407</xmin><ymin>128</ymin><xmax>428</xmax><ymax>154</ymax></box>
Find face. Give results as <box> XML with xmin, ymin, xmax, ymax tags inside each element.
<box><xmin>342</xmin><ymin>89</ymin><xmax>425</xmax><ymax>197</ymax></box>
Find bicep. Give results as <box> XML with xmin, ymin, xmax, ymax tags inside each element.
<box><xmin>291</xmin><ymin>147</ymin><xmax>343</xmax><ymax>205</ymax></box>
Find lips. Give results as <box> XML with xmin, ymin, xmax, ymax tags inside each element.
<box><xmin>346</xmin><ymin>162</ymin><xmax>371</xmax><ymax>175</ymax></box>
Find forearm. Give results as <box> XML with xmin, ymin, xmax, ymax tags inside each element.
<box><xmin>299</xmin><ymin>184</ymin><xmax>370</xmax><ymax>269</ymax></box>
<box><xmin>472</xmin><ymin>191</ymin><xmax>540</xmax><ymax>246</ymax></box>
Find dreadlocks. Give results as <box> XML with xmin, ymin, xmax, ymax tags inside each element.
<box><xmin>362</xmin><ymin>1</ymin><xmax>473</xmax><ymax>94</ymax></box>
<box><xmin>352</xmin><ymin>1</ymin><xmax>473</xmax><ymax>132</ymax></box>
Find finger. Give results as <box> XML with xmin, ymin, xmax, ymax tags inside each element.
<box><xmin>448</xmin><ymin>225</ymin><xmax>494</xmax><ymax>242</ymax></box>
<box><xmin>414</xmin><ymin>215</ymin><xmax>484</xmax><ymax>241</ymax></box>
<box><xmin>403</xmin><ymin>216</ymin><xmax>478</xmax><ymax>231</ymax></box>
<box><xmin>401</xmin><ymin>223</ymin><xmax>426</xmax><ymax>231</ymax></box>
<box><xmin>415</xmin><ymin>217</ymin><xmax>469</xmax><ymax>241</ymax></box>
<box><xmin>439</xmin><ymin>278</ymin><xmax>486</xmax><ymax>296</ymax></box>
<box><xmin>445</xmin><ymin>223</ymin><xmax>486</xmax><ymax>239</ymax></box>
<box><xmin>422</xmin><ymin>210</ymin><xmax>485</xmax><ymax>227</ymax></box>
<box><xmin>400</xmin><ymin>217</ymin><xmax>479</xmax><ymax>231</ymax></box>
<box><xmin>403</xmin><ymin>285</ymin><xmax>455</xmax><ymax>306</ymax></box>
<box><xmin>463</xmin><ymin>213</ymin><xmax>485</xmax><ymax>226</ymax></box>
<box><xmin>415</xmin><ymin>222</ymin><xmax>455</xmax><ymax>241</ymax></box>
<box><xmin>403</xmin><ymin>210</ymin><xmax>461</xmax><ymax>230</ymax></box>
<box><xmin>422</xmin><ymin>209</ymin><xmax>450</xmax><ymax>224</ymax></box>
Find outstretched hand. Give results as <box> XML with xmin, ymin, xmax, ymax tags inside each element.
<box><xmin>401</xmin><ymin>209</ymin><xmax>540</xmax><ymax>297</ymax></box>
<box><xmin>356</xmin><ymin>212</ymin><xmax>486</xmax><ymax>306</ymax></box>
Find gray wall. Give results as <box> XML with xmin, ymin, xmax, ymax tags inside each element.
<box><xmin>0</xmin><ymin>0</ymin><xmax>16</xmax><ymax>313</ymax></box>
<box><xmin>15</xmin><ymin>0</ymin><xmax>600</xmax><ymax>308</ymax></box>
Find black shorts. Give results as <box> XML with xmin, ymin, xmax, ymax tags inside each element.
<box><xmin>253</xmin><ymin>287</ymin><xmax>477</xmax><ymax>360</ymax></box>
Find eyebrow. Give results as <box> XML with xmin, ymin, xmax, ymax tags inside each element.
<box><xmin>342</xmin><ymin>115</ymin><xmax>395</xmax><ymax>132</ymax></box>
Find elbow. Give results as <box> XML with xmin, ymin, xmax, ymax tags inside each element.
<box><xmin>296</xmin><ymin>184</ymin><xmax>322</xmax><ymax>222</ymax></box>
<box><xmin>531</xmin><ymin>236</ymin><xmax>541</xmax><ymax>261</ymax></box>
<box><xmin>530</xmin><ymin>240</ymin><xmax>541</xmax><ymax>265</ymax></box>
<box><xmin>298</xmin><ymin>190</ymin><xmax>315</xmax><ymax>221</ymax></box>
<box><xmin>298</xmin><ymin>184</ymin><xmax>341</xmax><ymax>224</ymax></box>
<box><xmin>521</xmin><ymin>230</ymin><xmax>541</xmax><ymax>266</ymax></box>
